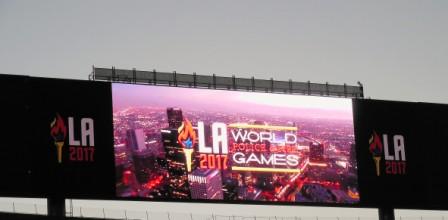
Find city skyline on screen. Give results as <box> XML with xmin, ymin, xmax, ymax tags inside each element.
<box><xmin>112</xmin><ymin>83</ymin><xmax>359</xmax><ymax>204</ymax></box>
<box><xmin>112</xmin><ymin>84</ymin><xmax>353</xmax><ymax>120</ymax></box>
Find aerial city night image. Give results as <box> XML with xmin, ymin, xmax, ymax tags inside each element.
<box><xmin>113</xmin><ymin>84</ymin><xmax>360</xmax><ymax>204</ymax></box>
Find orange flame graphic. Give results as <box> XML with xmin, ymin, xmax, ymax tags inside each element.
<box><xmin>177</xmin><ymin>118</ymin><xmax>196</xmax><ymax>149</ymax></box>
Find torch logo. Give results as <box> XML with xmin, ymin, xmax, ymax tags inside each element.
<box><xmin>369</xmin><ymin>131</ymin><xmax>383</xmax><ymax>176</ymax></box>
<box><xmin>178</xmin><ymin>118</ymin><xmax>197</xmax><ymax>172</ymax></box>
<box><xmin>50</xmin><ymin>113</ymin><xmax>67</xmax><ymax>163</ymax></box>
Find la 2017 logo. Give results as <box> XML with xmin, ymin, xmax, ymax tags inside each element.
<box><xmin>50</xmin><ymin>113</ymin><xmax>95</xmax><ymax>163</ymax></box>
<box><xmin>369</xmin><ymin>131</ymin><xmax>406</xmax><ymax>176</ymax></box>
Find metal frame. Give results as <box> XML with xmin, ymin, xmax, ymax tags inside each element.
<box><xmin>90</xmin><ymin>66</ymin><xmax>364</xmax><ymax>98</ymax></box>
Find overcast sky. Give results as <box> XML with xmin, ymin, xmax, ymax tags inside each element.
<box><xmin>1</xmin><ymin>0</ymin><xmax>448</xmax><ymax>219</ymax></box>
<box><xmin>1</xmin><ymin>1</ymin><xmax>448</xmax><ymax>103</ymax></box>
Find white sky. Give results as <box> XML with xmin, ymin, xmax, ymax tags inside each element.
<box><xmin>1</xmin><ymin>0</ymin><xmax>448</xmax><ymax>219</ymax></box>
<box><xmin>1</xmin><ymin>1</ymin><xmax>448</xmax><ymax>103</ymax></box>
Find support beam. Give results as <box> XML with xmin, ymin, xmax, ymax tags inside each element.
<box><xmin>379</xmin><ymin>207</ymin><xmax>395</xmax><ymax>220</ymax></box>
<box><xmin>47</xmin><ymin>196</ymin><xmax>65</xmax><ymax>219</ymax></box>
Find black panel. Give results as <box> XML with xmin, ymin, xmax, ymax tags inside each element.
<box><xmin>0</xmin><ymin>75</ymin><xmax>115</xmax><ymax>198</ymax></box>
<box><xmin>0</xmin><ymin>75</ymin><xmax>38</xmax><ymax>196</ymax></box>
<box><xmin>354</xmin><ymin>99</ymin><xmax>448</xmax><ymax>209</ymax></box>
<box><xmin>28</xmin><ymin>77</ymin><xmax>115</xmax><ymax>198</ymax></box>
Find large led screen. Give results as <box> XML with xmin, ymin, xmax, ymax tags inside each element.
<box><xmin>113</xmin><ymin>84</ymin><xmax>359</xmax><ymax>204</ymax></box>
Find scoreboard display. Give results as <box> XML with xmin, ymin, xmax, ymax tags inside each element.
<box><xmin>1</xmin><ymin>74</ymin><xmax>448</xmax><ymax>210</ymax></box>
<box><xmin>112</xmin><ymin>84</ymin><xmax>359</xmax><ymax>204</ymax></box>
